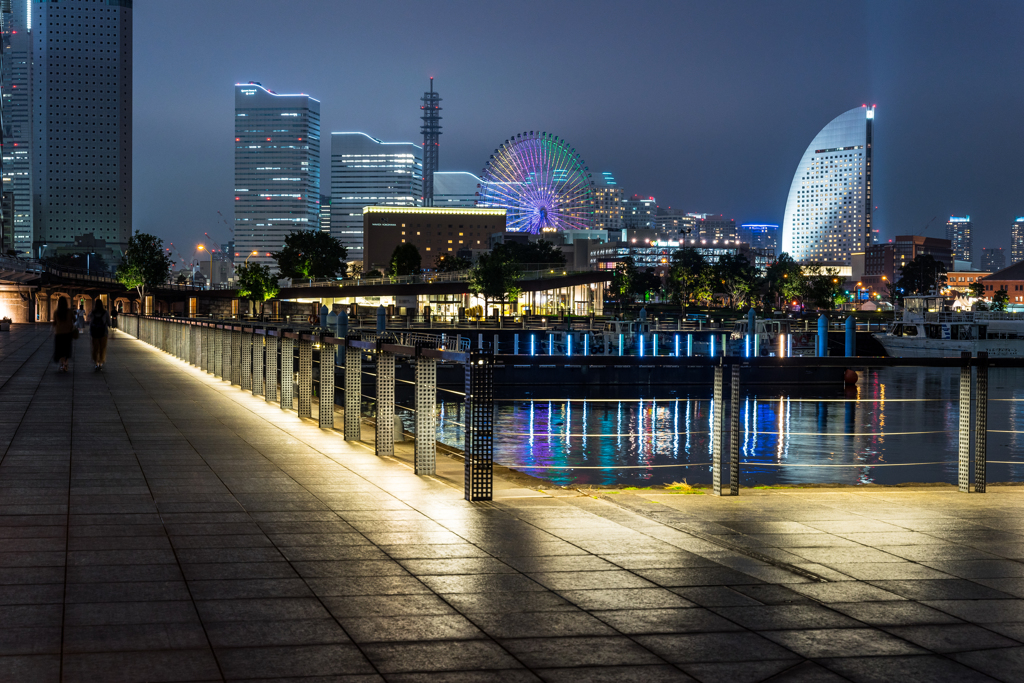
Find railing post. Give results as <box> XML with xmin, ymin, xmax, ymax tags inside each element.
<box><xmin>975</xmin><ymin>351</ymin><xmax>988</xmax><ymax>493</ymax></box>
<box><xmin>265</xmin><ymin>329</ymin><xmax>278</xmax><ymax>403</ymax></box>
<box><xmin>280</xmin><ymin>333</ymin><xmax>294</xmax><ymax>410</ymax></box>
<box><xmin>214</xmin><ymin>326</ymin><xmax>223</xmax><ymax>378</ymax></box>
<box><xmin>712</xmin><ymin>362</ymin><xmax>725</xmax><ymax>496</ymax></box>
<box><xmin>958</xmin><ymin>351</ymin><xmax>972</xmax><ymax>493</ymax></box>
<box><xmin>319</xmin><ymin>336</ymin><xmax>335</xmax><ymax>429</ymax></box>
<box><xmin>298</xmin><ymin>335</ymin><xmax>313</xmax><ymax>418</ymax></box>
<box><xmin>465</xmin><ymin>351</ymin><xmax>494</xmax><ymax>501</ymax></box>
<box><xmin>730</xmin><ymin>363</ymin><xmax>740</xmax><ymax>496</ymax></box>
<box><xmin>376</xmin><ymin>348</ymin><xmax>396</xmax><ymax>456</ymax></box>
<box><xmin>191</xmin><ymin>323</ymin><xmax>199</xmax><ymax>366</ymax></box>
<box><xmin>414</xmin><ymin>350</ymin><xmax>436</xmax><ymax>475</ymax></box>
<box><xmin>201</xmin><ymin>325</ymin><xmax>210</xmax><ymax>373</ymax></box>
<box><xmin>230</xmin><ymin>327</ymin><xmax>241</xmax><ymax>385</ymax></box>
<box><xmin>240</xmin><ymin>327</ymin><xmax>253</xmax><ymax>391</ymax></box>
<box><xmin>344</xmin><ymin>342</ymin><xmax>361</xmax><ymax>440</ymax></box>
<box><xmin>252</xmin><ymin>331</ymin><xmax>265</xmax><ymax>396</ymax></box>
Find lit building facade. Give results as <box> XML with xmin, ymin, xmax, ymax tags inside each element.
<box><xmin>362</xmin><ymin>206</ymin><xmax>504</xmax><ymax>270</ymax></box>
<box><xmin>432</xmin><ymin>171</ymin><xmax>480</xmax><ymax>208</ymax></box>
<box><xmin>593</xmin><ymin>172</ymin><xmax>624</xmax><ymax>234</ymax></box>
<box><xmin>2</xmin><ymin>0</ymin><xmax>32</xmax><ymax>255</ymax></box>
<box><xmin>656</xmin><ymin>208</ymin><xmax>697</xmax><ymax>235</ymax></box>
<box><xmin>782</xmin><ymin>105</ymin><xmax>874</xmax><ymax>265</ymax></box>
<box><xmin>330</xmin><ymin>132</ymin><xmax>422</xmax><ymax>263</ymax></box>
<box><xmin>1012</xmin><ymin>218</ymin><xmax>1024</xmax><ymax>265</ymax></box>
<box><xmin>623</xmin><ymin>194</ymin><xmax>656</xmax><ymax>229</ymax></box>
<box><xmin>981</xmin><ymin>247</ymin><xmax>1005</xmax><ymax>272</ymax></box>
<box><xmin>946</xmin><ymin>216</ymin><xmax>972</xmax><ymax>263</ymax></box>
<box><xmin>319</xmin><ymin>195</ymin><xmax>330</xmax><ymax>232</ymax></box>
<box><xmin>695</xmin><ymin>214</ymin><xmax>738</xmax><ymax>242</ymax></box>
<box><xmin>234</xmin><ymin>83</ymin><xmax>320</xmax><ymax>270</ymax></box>
<box><xmin>741</xmin><ymin>224</ymin><xmax>779</xmax><ymax>255</ymax></box>
<box><xmin>32</xmin><ymin>0</ymin><xmax>133</xmax><ymax>258</ymax></box>
<box><xmin>862</xmin><ymin>235</ymin><xmax>953</xmax><ymax>291</ymax></box>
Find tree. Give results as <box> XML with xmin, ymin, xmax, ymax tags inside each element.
<box><xmin>666</xmin><ymin>248</ymin><xmax>712</xmax><ymax>309</ymax></box>
<box><xmin>469</xmin><ymin>250</ymin><xmax>522</xmax><ymax>314</ymax></box>
<box><xmin>765</xmin><ymin>253</ymin><xmax>805</xmax><ymax>309</ymax></box>
<box><xmin>492</xmin><ymin>240</ymin><xmax>566</xmax><ymax>267</ymax></box>
<box><xmin>634</xmin><ymin>268</ymin><xmax>662</xmax><ymax>303</ymax></box>
<box><xmin>271</xmin><ymin>230</ymin><xmax>347</xmax><ymax>281</ymax></box>
<box><xmin>610</xmin><ymin>256</ymin><xmax>640</xmax><ymax>309</ymax></box>
<box><xmin>235</xmin><ymin>263</ymin><xmax>279</xmax><ymax>318</ymax></box>
<box><xmin>388</xmin><ymin>243</ymin><xmax>422</xmax><ymax>277</ymax></box>
<box><xmin>897</xmin><ymin>254</ymin><xmax>947</xmax><ymax>296</ymax></box>
<box><xmin>968</xmin><ymin>281</ymin><xmax>986</xmax><ymax>299</ymax></box>
<box><xmin>804</xmin><ymin>264</ymin><xmax>845</xmax><ymax>310</ymax></box>
<box><xmin>116</xmin><ymin>231</ymin><xmax>173</xmax><ymax>313</ymax></box>
<box><xmin>434</xmin><ymin>253</ymin><xmax>471</xmax><ymax>273</ymax></box>
<box><xmin>714</xmin><ymin>253</ymin><xmax>758</xmax><ymax>309</ymax></box>
<box><xmin>363</xmin><ymin>269</ymin><xmax>383</xmax><ymax>279</ymax></box>
<box><xmin>176</xmin><ymin>272</ymin><xmax>189</xmax><ymax>285</ymax></box>
<box><xmin>992</xmin><ymin>288</ymin><xmax>1010</xmax><ymax>312</ymax></box>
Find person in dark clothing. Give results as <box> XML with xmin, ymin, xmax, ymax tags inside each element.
<box><xmin>53</xmin><ymin>297</ymin><xmax>75</xmax><ymax>372</ymax></box>
<box><xmin>90</xmin><ymin>300</ymin><xmax>111</xmax><ymax>370</ymax></box>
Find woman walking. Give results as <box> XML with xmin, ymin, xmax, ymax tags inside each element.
<box><xmin>75</xmin><ymin>303</ymin><xmax>87</xmax><ymax>333</ymax></box>
<box><xmin>90</xmin><ymin>300</ymin><xmax>111</xmax><ymax>371</ymax></box>
<box><xmin>52</xmin><ymin>297</ymin><xmax>75</xmax><ymax>372</ymax></box>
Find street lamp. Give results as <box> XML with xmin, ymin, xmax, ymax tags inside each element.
<box><xmin>197</xmin><ymin>244</ymin><xmax>213</xmax><ymax>290</ymax></box>
<box><xmin>244</xmin><ymin>250</ymin><xmax>258</xmax><ymax>264</ymax></box>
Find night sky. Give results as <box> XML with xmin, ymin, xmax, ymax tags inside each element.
<box><xmin>133</xmin><ymin>0</ymin><xmax>1024</xmax><ymax>265</ymax></box>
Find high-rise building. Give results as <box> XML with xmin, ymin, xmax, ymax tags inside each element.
<box><xmin>32</xmin><ymin>0</ymin><xmax>133</xmax><ymax>259</ymax></box>
<box><xmin>330</xmin><ymin>132</ymin><xmax>422</xmax><ymax>263</ymax></box>
<box><xmin>981</xmin><ymin>247</ymin><xmax>1005</xmax><ymax>272</ymax></box>
<box><xmin>695</xmin><ymin>214</ymin><xmax>738</xmax><ymax>242</ymax></box>
<box><xmin>1</xmin><ymin>0</ymin><xmax>32</xmax><ymax>255</ymax></box>
<box><xmin>741</xmin><ymin>224</ymin><xmax>780</xmax><ymax>255</ymax></box>
<box><xmin>1012</xmin><ymin>218</ymin><xmax>1024</xmax><ymax>265</ymax></box>
<box><xmin>946</xmin><ymin>216</ymin><xmax>972</xmax><ymax>263</ymax></box>
<box><xmin>863</xmin><ymin>235</ymin><xmax>953</xmax><ymax>291</ymax></box>
<box><xmin>782</xmin><ymin>105</ymin><xmax>874</xmax><ymax>265</ymax></box>
<box><xmin>420</xmin><ymin>78</ymin><xmax>441</xmax><ymax>206</ymax></box>
<box><xmin>319</xmin><ymin>195</ymin><xmax>330</xmax><ymax>232</ymax></box>
<box><xmin>432</xmin><ymin>172</ymin><xmax>480</xmax><ymax>208</ymax></box>
<box><xmin>623</xmin><ymin>195</ymin><xmax>656</xmax><ymax>229</ymax></box>
<box><xmin>593</xmin><ymin>172</ymin><xmax>623</xmax><ymax>234</ymax></box>
<box><xmin>233</xmin><ymin>82</ymin><xmax>320</xmax><ymax>271</ymax></box>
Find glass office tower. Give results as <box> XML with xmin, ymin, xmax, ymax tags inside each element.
<box><xmin>1</xmin><ymin>0</ymin><xmax>32</xmax><ymax>255</ymax></box>
<box><xmin>234</xmin><ymin>82</ymin><xmax>321</xmax><ymax>271</ymax></box>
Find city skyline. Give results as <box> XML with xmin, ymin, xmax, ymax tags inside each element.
<box><xmin>129</xmin><ymin>1</ymin><xmax>1024</xmax><ymax>259</ymax></box>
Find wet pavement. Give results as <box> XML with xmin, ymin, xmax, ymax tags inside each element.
<box><xmin>1</xmin><ymin>324</ymin><xmax>1023</xmax><ymax>682</ymax></box>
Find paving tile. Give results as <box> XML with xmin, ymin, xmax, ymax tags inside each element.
<box><xmin>500</xmin><ymin>636</ymin><xmax>664</xmax><ymax>668</ymax></box>
<box><xmin>361</xmin><ymin>640</ymin><xmax>523</xmax><ymax>673</ymax></box>
<box><xmin>679</xmin><ymin>659</ymin><xmax>801</xmax><ymax>683</ymax></box>
<box><xmin>215</xmin><ymin>644</ymin><xmax>375</xmax><ymax>678</ymax></box>
<box><xmin>323</xmin><ymin>594</ymin><xmax>456</xmax><ymax>618</ymax></box>
<box><xmin>711</xmin><ymin>604</ymin><xmax>861</xmax><ymax>630</ymax></box>
<box><xmin>63</xmin><ymin>623</ymin><xmax>209</xmax><ymax>653</ymax></box>
<box><xmin>0</xmin><ymin>654</ymin><xmax>61</xmax><ymax>683</ymax></box>
<box><xmin>635</xmin><ymin>632</ymin><xmax>798</xmax><ymax>663</ymax></box>
<box><xmin>634</xmin><ymin>567</ymin><xmax>765</xmax><ymax>587</ymax></box>
<box><xmin>61</xmin><ymin>649</ymin><xmax>221</xmax><ymax>683</ymax></box>
<box><xmin>922</xmin><ymin>599</ymin><xmax>1024</xmax><ymax>623</ymax></box>
<box><xmin>822</xmin><ymin>654</ymin><xmax>1002</xmax><ymax>682</ymax></box>
<box><xmin>470</xmin><ymin>611</ymin><xmax>618</xmax><ymax>638</ymax></box>
<box><xmin>339</xmin><ymin>615</ymin><xmax>484</xmax><ymax>643</ymax></box>
<box><xmin>669</xmin><ymin>586</ymin><xmax>762</xmax><ymax>607</ymax></box>
<box><xmin>442</xmin><ymin>591</ymin><xmax>577</xmax><ymax>614</ymax></box>
<box><xmin>884</xmin><ymin>624</ymin><xmax>1020</xmax><ymax>653</ymax></box>
<box><xmin>869</xmin><ymin>579</ymin><xmax>1015</xmax><ymax>601</ymax></box>
<box><xmin>593</xmin><ymin>607</ymin><xmax>743</xmax><ymax>635</ymax></box>
<box><xmin>760</xmin><ymin>627</ymin><xmax>926</xmax><ymax>658</ymax></box>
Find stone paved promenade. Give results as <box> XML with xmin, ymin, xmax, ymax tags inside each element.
<box><xmin>1</xmin><ymin>324</ymin><xmax>1024</xmax><ymax>682</ymax></box>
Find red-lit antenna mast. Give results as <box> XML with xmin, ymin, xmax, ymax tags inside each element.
<box><xmin>420</xmin><ymin>77</ymin><xmax>442</xmax><ymax>206</ymax></box>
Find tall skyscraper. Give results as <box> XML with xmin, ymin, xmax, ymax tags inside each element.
<box><xmin>330</xmin><ymin>132</ymin><xmax>422</xmax><ymax>263</ymax></box>
<box><xmin>782</xmin><ymin>105</ymin><xmax>874</xmax><ymax>264</ymax></box>
<box><xmin>32</xmin><ymin>0</ymin><xmax>132</xmax><ymax>258</ymax></box>
<box><xmin>1012</xmin><ymin>218</ymin><xmax>1024</xmax><ymax>265</ymax></box>
<box><xmin>432</xmin><ymin>172</ymin><xmax>481</xmax><ymax>207</ymax></box>
<box><xmin>234</xmin><ymin>82</ymin><xmax>320</xmax><ymax>270</ymax></box>
<box><xmin>981</xmin><ymin>247</ymin><xmax>1005</xmax><ymax>272</ymax></box>
<box><xmin>420</xmin><ymin>78</ymin><xmax>441</xmax><ymax>206</ymax></box>
<box><xmin>946</xmin><ymin>216</ymin><xmax>972</xmax><ymax>263</ymax></box>
<box><xmin>1</xmin><ymin>0</ymin><xmax>32</xmax><ymax>255</ymax></box>
<box><xmin>593</xmin><ymin>172</ymin><xmax>624</xmax><ymax>234</ymax></box>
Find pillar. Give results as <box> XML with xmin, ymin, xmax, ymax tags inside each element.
<box><xmin>214</xmin><ymin>327</ymin><xmax>223</xmax><ymax>378</ymax></box>
<box><xmin>230</xmin><ymin>328</ymin><xmax>241</xmax><ymax>385</ymax></box>
<box><xmin>280</xmin><ymin>334</ymin><xmax>294</xmax><ymax>410</ymax></box>
<box><xmin>958</xmin><ymin>351</ymin><xmax>971</xmax><ymax>493</ymax></box>
<box><xmin>265</xmin><ymin>331</ymin><xmax>278</xmax><ymax>403</ymax></box>
<box><xmin>464</xmin><ymin>351</ymin><xmax>495</xmax><ymax>501</ymax></box>
<box><xmin>375</xmin><ymin>351</ymin><xmax>395</xmax><ymax>456</ymax></box>
<box><xmin>252</xmin><ymin>333</ymin><xmax>264</xmax><ymax>396</ymax></box>
<box><xmin>975</xmin><ymin>352</ymin><xmax>988</xmax><ymax>493</ymax></box>
<box><xmin>845</xmin><ymin>316</ymin><xmax>855</xmax><ymax>357</ymax></box>
<box><xmin>319</xmin><ymin>338</ymin><xmax>335</xmax><ymax>429</ymax></box>
<box><xmin>298</xmin><ymin>337</ymin><xmax>312</xmax><ymax>418</ymax></box>
<box><xmin>414</xmin><ymin>356</ymin><xmax>437</xmax><ymax>475</ymax></box>
<box><xmin>240</xmin><ymin>327</ymin><xmax>253</xmax><ymax>391</ymax></box>
<box><xmin>344</xmin><ymin>345</ymin><xmax>361</xmax><ymax>440</ymax></box>
<box><xmin>729</xmin><ymin>364</ymin><xmax>740</xmax><ymax>496</ymax></box>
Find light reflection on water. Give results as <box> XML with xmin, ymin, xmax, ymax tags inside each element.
<box><xmin>408</xmin><ymin>368</ymin><xmax>1024</xmax><ymax>487</ymax></box>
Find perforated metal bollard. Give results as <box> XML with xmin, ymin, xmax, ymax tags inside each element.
<box><xmin>344</xmin><ymin>344</ymin><xmax>361</xmax><ymax>440</ymax></box>
<box><xmin>214</xmin><ymin>326</ymin><xmax>224</xmax><ymax>378</ymax></box>
<box><xmin>375</xmin><ymin>350</ymin><xmax>396</xmax><ymax>456</ymax></box>
<box><xmin>221</xmin><ymin>326</ymin><xmax>231</xmax><ymax>382</ymax></box>
<box><xmin>319</xmin><ymin>337</ymin><xmax>335</xmax><ymax>429</ymax></box>
<box><xmin>201</xmin><ymin>326</ymin><xmax>210</xmax><ymax>373</ymax></box>
<box><xmin>265</xmin><ymin>330</ymin><xmax>278</xmax><ymax>403</ymax></box>
<box><xmin>252</xmin><ymin>332</ymin><xmax>265</xmax><ymax>396</ymax></box>
<box><xmin>414</xmin><ymin>353</ymin><xmax>437</xmax><ymax>475</ymax></box>
<box><xmin>958</xmin><ymin>351</ymin><xmax>971</xmax><ymax>493</ymax></box>
<box><xmin>280</xmin><ymin>333</ymin><xmax>294</xmax><ymax>410</ymax></box>
<box><xmin>298</xmin><ymin>336</ymin><xmax>312</xmax><ymax>418</ymax></box>
<box><xmin>712</xmin><ymin>364</ymin><xmax>725</xmax><ymax>496</ymax></box>
<box><xmin>729</xmin><ymin>363</ymin><xmax>740</xmax><ymax>496</ymax></box>
<box><xmin>240</xmin><ymin>328</ymin><xmax>253</xmax><ymax>391</ymax></box>
<box><xmin>465</xmin><ymin>351</ymin><xmax>495</xmax><ymax>501</ymax></box>
<box><xmin>975</xmin><ymin>352</ymin><xmax>988</xmax><ymax>493</ymax></box>
<box><xmin>230</xmin><ymin>328</ymin><xmax>241</xmax><ymax>385</ymax></box>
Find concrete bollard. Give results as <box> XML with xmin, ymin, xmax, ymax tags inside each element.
<box><xmin>817</xmin><ymin>314</ymin><xmax>828</xmax><ymax>357</ymax></box>
<box><xmin>845</xmin><ymin>316</ymin><xmax>855</xmax><ymax>357</ymax></box>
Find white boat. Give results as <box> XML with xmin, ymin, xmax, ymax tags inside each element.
<box><xmin>874</xmin><ymin>296</ymin><xmax>1024</xmax><ymax>358</ymax></box>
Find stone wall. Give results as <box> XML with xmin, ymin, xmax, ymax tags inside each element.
<box><xmin>0</xmin><ymin>286</ymin><xmax>35</xmax><ymax>323</ymax></box>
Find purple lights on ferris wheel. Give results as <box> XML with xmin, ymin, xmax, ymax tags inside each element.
<box><xmin>476</xmin><ymin>132</ymin><xmax>595</xmax><ymax>234</ymax></box>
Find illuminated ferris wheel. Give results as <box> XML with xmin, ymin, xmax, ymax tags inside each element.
<box><xmin>477</xmin><ymin>132</ymin><xmax>595</xmax><ymax>233</ymax></box>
